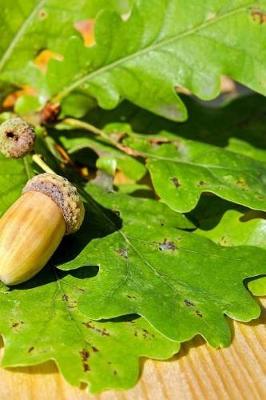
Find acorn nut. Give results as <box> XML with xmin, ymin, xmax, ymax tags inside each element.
<box><xmin>0</xmin><ymin>173</ymin><xmax>85</xmax><ymax>285</ymax></box>
<box><xmin>0</xmin><ymin>117</ymin><xmax>36</xmax><ymax>158</ymax></box>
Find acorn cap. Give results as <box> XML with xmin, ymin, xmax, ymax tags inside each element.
<box><xmin>23</xmin><ymin>173</ymin><xmax>85</xmax><ymax>235</ymax></box>
<box><xmin>0</xmin><ymin>117</ymin><xmax>35</xmax><ymax>158</ymax></box>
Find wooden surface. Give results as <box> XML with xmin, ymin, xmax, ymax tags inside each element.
<box><xmin>0</xmin><ymin>298</ymin><xmax>265</xmax><ymax>400</ymax></box>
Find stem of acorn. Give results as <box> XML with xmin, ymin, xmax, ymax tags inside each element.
<box><xmin>32</xmin><ymin>154</ymin><xmax>56</xmax><ymax>174</ymax></box>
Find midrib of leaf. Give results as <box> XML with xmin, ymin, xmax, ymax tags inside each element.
<box><xmin>0</xmin><ymin>0</ymin><xmax>46</xmax><ymax>73</ymax></box>
<box><xmin>54</xmin><ymin>3</ymin><xmax>252</xmax><ymax>101</ymax></box>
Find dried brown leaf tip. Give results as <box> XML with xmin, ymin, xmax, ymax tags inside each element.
<box><xmin>0</xmin><ymin>117</ymin><xmax>35</xmax><ymax>158</ymax></box>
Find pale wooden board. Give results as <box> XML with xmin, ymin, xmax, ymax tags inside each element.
<box><xmin>0</xmin><ymin>298</ymin><xmax>265</xmax><ymax>400</ymax></box>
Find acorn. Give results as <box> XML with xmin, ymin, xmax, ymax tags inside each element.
<box><xmin>0</xmin><ymin>173</ymin><xmax>85</xmax><ymax>285</ymax></box>
<box><xmin>0</xmin><ymin>117</ymin><xmax>36</xmax><ymax>158</ymax></box>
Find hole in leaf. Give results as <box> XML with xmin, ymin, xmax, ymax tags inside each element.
<box><xmin>117</xmin><ymin>248</ymin><xmax>128</xmax><ymax>258</ymax></box>
<box><xmin>159</xmin><ymin>239</ymin><xmax>176</xmax><ymax>251</ymax></box>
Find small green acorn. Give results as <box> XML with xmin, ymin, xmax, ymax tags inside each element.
<box><xmin>0</xmin><ymin>173</ymin><xmax>85</xmax><ymax>285</ymax></box>
<box><xmin>0</xmin><ymin>117</ymin><xmax>36</xmax><ymax>158</ymax></box>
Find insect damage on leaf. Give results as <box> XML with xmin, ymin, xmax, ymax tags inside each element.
<box><xmin>2</xmin><ymin>1</ymin><xmax>266</xmax><ymax>120</ymax></box>
<box><xmin>159</xmin><ymin>239</ymin><xmax>176</xmax><ymax>251</ymax></box>
<box><xmin>58</xmin><ymin>185</ymin><xmax>266</xmax><ymax>348</ymax></box>
<box><xmin>0</xmin><ymin>267</ymin><xmax>179</xmax><ymax>393</ymax></box>
<box><xmin>74</xmin><ymin>20</ymin><xmax>95</xmax><ymax>47</ymax></box>
<box><xmin>80</xmin><ymin>348</ymin><xmax>90</xmax><ymax>372</ymax></box>
<box><xmin>250</xmin><ymin>8</ymin><xmax>266</xmax><ymax>24</ymax></box>
<box><xmin>0</xmin><ymin>1</ymin><xmax>266</xmax><ymax>395</ymax></box>
<box><xmin>122</xmin><ymin>131</ymin><xmax>266</xmax><ymax>213</ymax></box>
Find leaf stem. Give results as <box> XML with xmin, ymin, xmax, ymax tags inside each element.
<box><xmin>61</xmin><ymin>118</ymin><xmax>140</xmax><ymax>156</ymax></box>
<box><xmin>32</xmin><ymin>154</ymin><xmax>56</xmax><ymax>174</ymax></box>
<box><xmin>62</xmin><ymin>118</ymin><xmax>111</xmax><ymax>141</ymax></box>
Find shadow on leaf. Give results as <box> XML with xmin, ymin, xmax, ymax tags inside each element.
<box><xmin>53</xmin><ymin>190</ymin><xmax>122</xmax><ymax>266</ymax></box>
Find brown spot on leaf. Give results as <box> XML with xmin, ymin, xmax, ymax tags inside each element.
<box><xmin>148</xmin><ymin>137</ymin><xmax>172</xmax><ymax>148</ymax></box>
<box><xmin>184</xmin><ymin>299</ymin><xmax>195</xmax><ymax>307</ymax></box>
<box><xmin>219</xmin><ymin>236</ymin><xmax>229</xmax><ymax>246</ymax></box>
<box><xmin>28</xmin><ymin>346</ymin><xmax>34</xmax><ymax>353</ymax></box>
<box><xmin>127</xmin><ymin>294</ymin><xmax>136</xmax><ymax>300</ymax></box>
<box><xmin>236</xmin><ymin>177</ymin><xmax>247</xmax><ymax>188</ymax></box>
<box><xmin>117</xmin><ymin>248</ymin><xmax>128</xmax><ymax>258</ymax></box>
<box><xmin>62</xmin><ymin>294</ymin><xmax>77</xmax><ymax>309</ymax></box>
<box><xmin>80</xmin><ymin>349</ymin><xmax>90</xmax><ymax>372</ymax></box>
<box><xmin>251</xmin><ymin>8</ymin><xmax>266</xmax><ymax>24</ymax></box>
<box><xmin>171</xmin><ymin>177</ymin><xmax>181</xmax><ymax>188</ymax></box>
<box><xmin>198</xmin><ymin>181</ymin><xmax>207</xmax><ymax>186</ymax></box>
<box><xmin>11</xmin><ymin>321</ymin><xmax>24</xmax><ymax>330</ymax></box>
<box><xmin>38</xmin><ymin>9</ymin><xmax>48</xmax><ymax>20</ymax></box>
<box><xmin>82</xmin><ymin>322</ymin><xmax>110</xmax><ymax>336</ymax></box>
<box><xmin>92</xmin><ymin>346</ymin><xmax>99</xmax><ymax>353</ymax></box>
<box><xmin>256</xmin><ymin>194</ymin><xmax>265</xmax><ymax>200</ymax></box>
<box><xmin>195</xmin><ymin>310</ymin><xmax>203</xmax><ymax>318</ymax></box>
<box><xmin>142</xmin><ymin>329</ymin><xmax>155</xmax><ymax>339</ymax></box>
<box><xmin>159</xmin><ymin>239</ymin><xmax>176</xmax><ymax>251</ymax></box>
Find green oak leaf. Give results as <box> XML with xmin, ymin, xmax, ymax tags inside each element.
<box><xmin>198</xmin><ymin>209</ymin><xmax>266</xmax><ymax>296</ymax></box>
<box><xmin>2</xmin><ymin>1</ymin><xmax>266</xmax><ymax>120</ymax></box>
<box><xmin>0</xmin><ymin>267</ymin><xmax>179</xmax><ymax>394</ymax></box>
<box><xmin>0</xmin><ymin>155</ymin><xmax>32</xmax><ymax>215</ymax></box>
<box><xmin>0</xmin><ymin>0</ymin><xmax>131</xmax><ymax>84</ymax></box>
<box><xmin>227</xmin><ymin>138</ymin><xmax>266</xmax><ymax>163</ymax></box>
<box><xmin>198</xmin><ymin>210</ymin><xmax>266</xmax><ymax>248</ymax></box>
<box><xmin>41</xmin><ymin>0</ymin><xmax>266</xmax><ymax>120</ymax></box>
<box><xmin>80</xmin><ymin>93</ymin><xmax>266</xmax><ymax>151</ymax></box>
<box><xmin>58</xmin><ymin>185</ymin><xmax>266</xmax><ymax>347</ymax></box>
<box><xmin>0</xmin><ymin>157</ymin><xmax>180</xmax><ymax>393</ymax></box>
<box><xmin>122</xmin><ymin>132</ymin><xmax>266</xmax><ymax>213</ymax></box>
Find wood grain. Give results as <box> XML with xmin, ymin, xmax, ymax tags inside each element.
<box><xmin>0</xmin><ymin>298</ymin><xmax>265</xmax><ymax>400</ymax></box>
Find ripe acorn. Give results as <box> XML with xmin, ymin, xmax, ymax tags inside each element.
<box><xmin>0</xmin><ymin>117</ymin><xmax>36</xmax><ymax>158</ymax></box>
<box><xmin>0</xmin><ymin>173</ymin><xmax>85</xmax><ymax>285</ymax></box>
